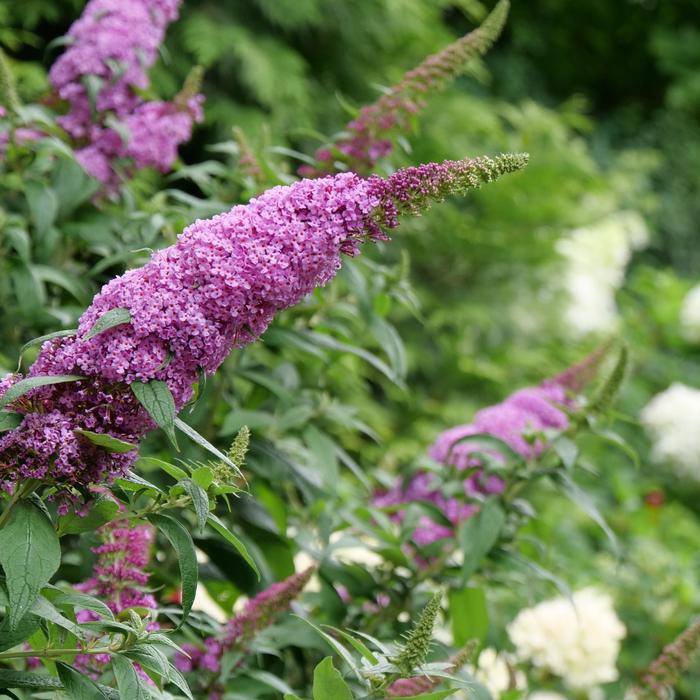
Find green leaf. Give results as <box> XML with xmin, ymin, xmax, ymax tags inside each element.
<box><xmin>17</xmin><ymin>329</ymin><xmax>77</xmax><ymax>369</ymax></box>
<box><xmin>124</xmin><ymin>644</ymin><xmax>170</xmax><ymax>681</ymax></box>
<box><xmin>57</xmin><ymin>496</ymin><xmax>119</xmax><ymax>536</ymax></box>
<box><xmin>312</xmin><ymin>657</ymin><xmax>353</xmax><ymax>700</ymax></box>
<box><xmin>181</xmin><ymin>479</ymin><xmax>209</xmax><ymax>535</ymax></box>
<box><xmin>74</xmin><ymin>429</ymin><xmax>138</xmax><ymax>454</ymax></box>
<box><xmin>191</xmin><ymin>466</ymin><xmax>213</xmax><ymax>490</ymax></box>
<box><xmin>111</xmin><ymin>655</ymin><xmax>148</xmax><ymax>700</ymax></box>
<box><xmin>458</xmin><ymin>499</ymin><xmax>506</xmax><ymax>580</ymax></box>
<box><xmin>147</xmin><ymin>514</ymin><xmax>197</xmax><ymax>623</ymax></box>
<box><xmin>206</xmin><ymin>513</ymin><xmax>260</xmax><ymax>579</ymax></box>
<box><xmin>132</xmin><ymin>380</ymin><xmax>178</xmax><ymax>449</ymax></box>
<box><xmin>321</xmin><ymin>626</ymin><xmax>378</xmax><ymax>665</ymax></box>
<box><xmin>166</xmin><ymin>663</ymin><xmax>194</xmax><ymax>700</ymax></box>
<box><xmin>56</xmin><ymin>662</ymin><xmax>107</xmax><ymax>699</ymax></box>
<box><xmin>0</xmin><ymin>670</ymin><xmax>119</xmax><ymax>698</ymax></box>
<box><xmin>294</xmin><ymin>617</ymin><xmax>362</xmax><ymax>681</ymax></box>
<box><xmin>0</xmin><ymin>501</ymin><xmax>60</xmax><ymax>629</ymax></box>
<box><xmin>84</xmin><ymin>308</ymin><xmax>132</xmax><ymax>340</ymax></box>
<box><xmin>175</xmin><ymin>417</ymin><xmax>239</xmax><ymax>475</ymax></box>
<box><xmin>0</xmin><ymin>375</ymin><xmax>84</xmax><ymax>411</ymax></box>
<box><xmin>32</xmin><ymin>595</ymin><xmax>85</xmax><ymax>638</ymax></box>
<box><xmin>0</xmin><ymin>614</ymin><xmax>41</xmax><ymax>652</ymax></box>
<box><xmin>25</xmin><ymin>181</ymin><xmax>58</xmax><ymax>234</ymax></box>
<box><xmin>398</xmin><ymin>691</ymin><xmax>458</xmax><ymax>700</ymax></box>
<box><xmin>0</xmin><ymin>412</ymin><xmax>22</xmax><ymax>432</ymax></box>
<box><xmin>53</xmin><ymin>592</ymin><xmax>114</xmax><ymax>620</ymax></box>
<box><xmin>449</xmin><ymin>587</ymin><xmax>488</xmax><ymax>647</ymax></box>
<box><xmin>138</xmin><ymin>457</ymin><xmax>188</xmax><ymax>481</ymax></box>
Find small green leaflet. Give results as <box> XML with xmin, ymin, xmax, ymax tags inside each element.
<box><xmin>131</xmin><ymin>380</ymin><xmax>178</xmax><ymax>449</ymax></box>
<box><xmin>0</xmin><ymin>501</ymin><xmax>61</xmax><ymax>629</ymax></box>
<box><xmin>147</xmin><ymin>514</ymin><xmax>197</xmax><ymax>624</ymax></box>
<box><xmin>206</xmin><ymin>513</ymin><xmax>260</xmax><ymax>579</ymax></box>
<box><xmin>0</xmin><ymin>412</ymin><xmax>22</xmax><ymax>432</ymax></box>
<box><xmin>0</xmin><ymin>375</ymin><xmax>84</xmax><ymax>411</ymax></box>
<box><xmin>181</xmin><ymin>479</ymin><xmax>209</xmax><ymax>534</ymax></box>
<box><xmin>312</xmin><ymin>657</ymin><xmax>353</xmax><ymax>700</ymax></box>
<box><xmin>0</xmin><ymin>670</ymin><xmax>119</xmax><ymax>698</ymax></box>
<box><xmin>458</xmin><ymin>498</ymin><xmax>506</xmax><ymax>581</ymax></box>
<box><xmin>57</xmin><ymin>496</ymin><xmax>120</xmax><ymax>537</ymax></box>
<box><xmin>84</xmin><ymin>307</ymin><xmax>132</xmax><ymax>340</ymax></box>
<box><xmin>74</xmin><ymin>429</ymin><xmax>138</xmax><ymax>453</ymax></box>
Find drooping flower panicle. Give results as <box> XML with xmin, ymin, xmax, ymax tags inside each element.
<box><xmin>629</xmin><ymin>617</ymin><xmax>700</xmax><ymax>699</ymax></box>
<box><xmin>0</xmin><ymin>154</ymin><xmax>527</xmax><ymax>494</ymax></box>
<box><xmin>175</xmin><ymin>566</ymin><xmax>315</xmax><ymax>674</ymax></box>
<box><xmin>48</xmin><ymin>0</ymin><xmax>202</xmax><ymax>185</ymax></box>
<box><xmin>300</xmin><ymin>0</ymin><xmax>509</xmax><ymax>176</ymax></box>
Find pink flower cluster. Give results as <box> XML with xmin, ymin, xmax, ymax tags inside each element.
<box><xmin>175</xmin><ymin>567</ymin><xmax>315</xmax><ymax>674</ymax></box>
<box><xmin>48</xmin><ymin>0</ymin><xmax>202</xmax><ymax>185</ymax></box>
<box><xmin>374</xmin><ymin>378</ymin><xmax>573</xmax><ymax>547</ymax></box>
<box><xmin>74</xmin><ymin>518</ymin><xmax>157</xmax><ymax>673</ymax></box>
<box><xmin>300</xmin><ymin>0</ymin><xmax>508</xmax><ymax>177</ymax></box>
<box><xmin>0</xmin><ymin>155</ymin><xmax>526</xmax><ymax>494</ymax></box>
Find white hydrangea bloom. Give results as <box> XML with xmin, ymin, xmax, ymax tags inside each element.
<box><xmin>556</xmin><ymin>211</ymin><xmax>648</xmax><ymax>335</ymax></box>
<box><xmin>529</xmin><ymin>693</ymin><xmax>569</xmax><ymax>700</ymax></box>
<box><xmin>680</xmin><ymin>284</ymin><xmax>700</xmax><ymax>344</ymax></box>
<box><xmin>469</xmin><ymin>647</ymin><xmax>526</xmax><ymax>698</ymax></box>
<box><xmin>640</xmin><ymin>382</ymin><xmax>700</xmax><ymax>478</ymax></box>
<box><xmin>507</xmin><ymin>588</ymin><xmax>625</xmax><ymax>689</ymax></box>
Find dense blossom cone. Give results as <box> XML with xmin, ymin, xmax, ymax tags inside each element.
<box><xmin>301</xmin><ymin>0</ymin><xmax>509</xmax><ymax>177</ymax></box>
<box><xmin>175</xmin><ymin>566</ymin><xmax>316</xmax><ymax>673</ymax></box>
<box><xmin>374</xmin><ymin>349</ymin><xmax>605</xmax><ymax>547</ymax></box>
<box><xmin>48</xmin><ymin>0</ymin><xmax>202</xmax><ymax>184</ymax></box>
<box><xmin>0</xmin><ymin>154</ymin><xmax>527</xmax><ymax>494</ymax></box>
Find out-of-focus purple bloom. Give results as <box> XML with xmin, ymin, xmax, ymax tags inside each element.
<box><xmin>374</xmin><ymin>369</ymin><xmax>582</xmax><ymax>548</ymax></box>
<box><xmin>0</xmin><ymin>155</ymin><xmax>526</xmax><ymax>495</ymax></box>
<box><xmin>175</xmin><ymin>567</ymin><xmax>315</xmax><ymax>674</ymax></box>
<box><xmin>300</xmin><ymin>0</ymin><xmax>508</xmax><ymax>177</ymax></box>
<box><xmin>48</xmin><ymin>0</ymin><xmax>202</xmax><ymax>186</ymax></box>
<box><xmin>73</xmin><ymin>517</ymin><xmax>157</xmax><ymax>676</ymax></box>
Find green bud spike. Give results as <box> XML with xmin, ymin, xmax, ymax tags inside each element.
<box><xmin>392</xmin><ymin>592</ymin><xmax>443</xmax><ymax>676</ymax></box>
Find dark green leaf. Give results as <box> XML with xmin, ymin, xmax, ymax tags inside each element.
<box><xmin>0</xmin><ymin>614</ymin><xmax>40</xmax><ymax>652</ymax></box>
<box><xmin>458</xmin><ymin>499</ymin><xmax>506</xmax><ymax>580</ymax></box>
<box><xmin>175</xmin><ymin>417</ymin><xmax>238</xmax><ymax>474</ymax></box>
<box><xmin>57</xmin><ymin>496</ymin><xmax>119</xmax><ymax>536</ymax></box>
<box><xmin>294</xmin><ymin>617</ymin><xmax>362</xmax><ymax>680</ymax></box>
<box><xmin>148</xmin><ymin>514</ymin><xmax>197</xmax><ymax>623</ymax></box>
<box><xmin>0</xmin><ymin>670</ymin><xmax>118</xmax><ymax>698</ymax></box>
<box><xmin>0</xmin><ymin>501</ymin><xmax>60</xmax><ymax>629</ymax></box>
<box><xmin>0</xmin><ymin>375</ymin><xmax>84</xmax><ymax>411</ymax></box>
<box><xmin>56</xmin><ymin>662</ymin><xmax>107</xmax><ymax>699</ymax></box>
<box><xmin>111</xmin><ymin>655</ymin><xmax>147</xmax><ymax>700</ymax></box>
<box><xmin>312</xmin><ymin>657</ymin><xmax>353</xmax><ymax>700</ymax></box>
<box><xmin>132</xmin><ymin>380</ymin><xmax>178</xmax><ymax>449</ymax></box>
<box><xmin>74</xmin><ymin>429</ymin><xmax>138</xmax><ymax>453</ymax></box>
<box><xmin>206</xmin><ymin>513</ymin><xmax>260</xmax><ymax>579</ymax></box>
<box><xmin>0</xmin><ymin>412</ymin><xmax>22</xmax><ymax>433</ymax></box>
<box><xmin>53</xmin><ymin>592</ymin><xmax>114</xmax><ymax>620</ymax></box>
<box><xmin>181</xmin><ymin>479</ymin><xmax>209</xmax><ymax>535</ymax></box>
<box><xmin>84</xmin><ymin>308</ymin><xmax>132</xmax><ymax>340</ymax></box>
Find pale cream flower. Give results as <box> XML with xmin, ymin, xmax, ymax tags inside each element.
<box><xmin>507</xmin><ymin>588</ymin><xmax>625</xmax><ymax>690</ymax></box>
<box><xmin>681</xmin><ymin>284</ymin><xmax>700</xmax><ymax>344</ymax></box>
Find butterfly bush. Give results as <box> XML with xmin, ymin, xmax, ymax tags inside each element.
<box><xmin>48</xmin><ymin>0</ymin><xmax>202</xmax><ymax>185</ymax></box>
<box><xmin>175</xmin><ymin>566</ymin><xmax>315</xmax><ymax>675</ymax></box>
<box><xmin>300</xmin><ymin>0</ymin><xmax>508</xmax><ymax>177</ymax></box>
<box><xmin>373</xmin><ymin>366</ymin><xmax>585</xmax><ymax>547</ymax></box>
<box><xmin>0</xmin><ymin>154</ymin><xmax>527</xmax><ymax>496</ymax></box>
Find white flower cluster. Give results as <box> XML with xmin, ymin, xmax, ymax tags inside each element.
<box><xmin>507</xmin><ymin>588</ymin><xmax>625</xmax><ymax>690</ymax></box>
<box><xmin>556</xmin><ymin>211</ymin><xmax>648</xmax><ymax>335</ymax></box>
<box><xmin>680</xmin><ymin>284</ymin><xmax>700</xmax><ymax>344</ymax></box>
<box><xmin>640</xmin><ymin>382</ymin><xmax>700</xmax><ymax>479</ymax></box>
<box><xmin>528</xmin><ymin>693</ymin><xmax>569</xmax><ymax>700</ymax></box>
<box><xmin>466</xmin><ymin>647</ymin><xmax>526</xmax><ymax>698</ymax></box>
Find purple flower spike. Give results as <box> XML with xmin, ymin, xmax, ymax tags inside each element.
<box><xmin>0</xmin><ymin>155</ymin><xmax>527</xmax><ymax>495</ymax></box>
